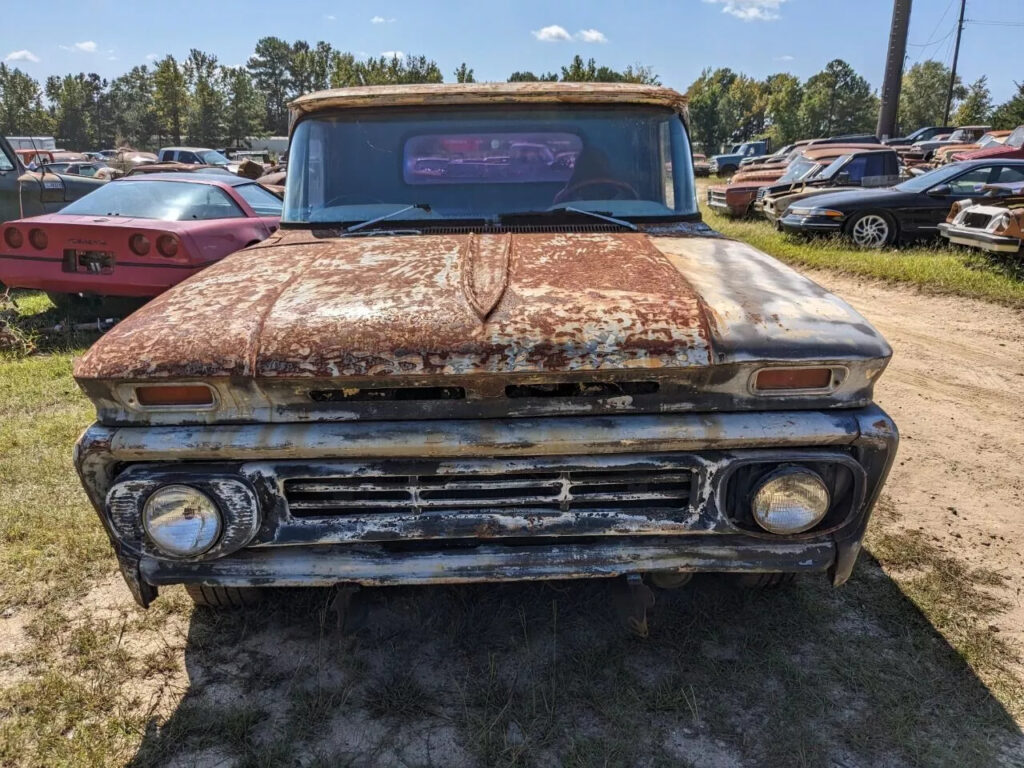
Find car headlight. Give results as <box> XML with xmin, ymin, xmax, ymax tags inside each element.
<box><xmin>143</xmin><ymin>484</ymin><xmax>222</xmax><ymax>557</ymax></box>
<box><xmin>751</xmin><ymin>468</ymin><xmax>830</xmax><ymax>534</ymax></box>
<box><xmin>788</xmin><ymin>207</ymin><xmax>844</xmax><ymax>218</ymax></box>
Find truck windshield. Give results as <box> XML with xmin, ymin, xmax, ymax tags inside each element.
<box><xmin>283</xmin><ymin>105</ymin><xmax>697</xmax><ymax>225</ymax></box>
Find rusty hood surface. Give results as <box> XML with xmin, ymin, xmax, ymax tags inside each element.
<box><xmin>75</xmin><ymin>231</ymin><xmax>718</xmax><ymax>380</ymax></box>
<box><xmin>75</xmin><ymin>230</ymin><xmax>891</xmax><ymax>382</ymax></box>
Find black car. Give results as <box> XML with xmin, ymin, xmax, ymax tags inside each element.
<box><xmin>884</xmin><ymin>126</ymin><xmax>955</xmax><ymax>147</ymax></box>
<box><xmin>779</xmin><ymin>159</ymin><xmax>1024</xmax><ymax>248</ymax></box>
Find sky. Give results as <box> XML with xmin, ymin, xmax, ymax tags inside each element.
<box><xmin>2</xmin><ymin>0</ymin><xmax>1022</xmax><ymax>104</ymax></box>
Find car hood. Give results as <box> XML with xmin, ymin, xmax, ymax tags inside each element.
<box><xmin>958</xmin><ymin>145</ymin><xmax>1020</xmax><ymax>160</ymax></box>
<box><xmin>74</xmin><ymin>230</ymin><xmax>890</xmax><ymax>381</ymax></box>
<box><xmin>788</xmin><ymin>187</ymin><xmax>896</xmax><ymax>210</ymax></box>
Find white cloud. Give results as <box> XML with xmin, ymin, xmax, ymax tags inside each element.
<box><xmin>5</xmin><ymin>49</ymin><xmax>40</xmax><ymax>63</ymax></box>
<box><xmin>774</xmin><ymin>54</ymin><xmax>794</xmax><ymax>61</ymax></box>
<box><xmin>371</xmin><ymin>15</ymin><xmax>395</xmax><ymax>23</ymax></box>
<box><xmin>325</xmin><ymin>14</ymin><xmax>336</xmax><ymax>20</ymax></box>
<box><xmin>60</xmin><ymin>40</ymin><xmax>99</xmax><ymax>53</ymax></box>
<box><xmin>146</xmin><ymin>53</ymin><xmax>159</xmax><ymax>61</ymax></box>
<box><xmin>703</xmin><ymin>0</ymin><xmax>787</xmax><ymax>21</ymax></box>
<box><xmin>381</xmin><ymin>50</ymin><xmax>405</xmax><ymax>59</ymax></box>
<box><xmin>577</xmin><ymin>28</ymin><xmax>607</xmax><ymax>43</ymax></box>
<box><xmin>532</xmin><ymin>24</ymin><xmax>572</xmax><ymax>42</ymax></box>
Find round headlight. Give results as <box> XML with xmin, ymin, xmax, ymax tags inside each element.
<box><xmin>143</xmin><ymin>485</ymin><xmax>221</xmax><ymax>557</ymax></box>
<box><xmin>751</xmin><ymin>468</ymin><xmax>830</xmax><ymax>535</ymax></box>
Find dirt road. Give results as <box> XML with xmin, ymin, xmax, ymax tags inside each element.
<box><xmin>808</xmin><ymin>270</ymin><xmax>1024</xmax><ymax>654</ymax></box>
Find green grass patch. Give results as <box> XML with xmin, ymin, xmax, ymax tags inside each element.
<box><xmin>698</xmin><ymin>188</ymin><xmax>1024</xmax><ymax>307</ymax></box>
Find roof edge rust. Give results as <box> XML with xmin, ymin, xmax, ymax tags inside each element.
<box><xmin>288</xmin><ymin>82</ymin><xmax>689</xmax><ymax>128</ymax></box>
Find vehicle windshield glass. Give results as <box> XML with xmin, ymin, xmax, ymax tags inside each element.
<box><xmin>283</xmin><ymin>105</ymin><xmax>697</xmax><ymax>225</ymax></box>
<box><xmin>894</xmin><ymin>163</ymin><xmax>968</xmax><ymax>193</ymax></box>
<box><xmin>1006</xmin><ymin>126</ymin><xmax>1024</xmax><ymax>149</ymax></box>
<box><xmin>198</xmin><ymin>150</ymin><xmax>230</xmax><ymax>165</ymax></box>
<box><xmin>777</xmin><ymin>157</ymin><xmax>817</xmax><ymax>183</ymax></box>
<box><xmin>60</xmin><ymin>180</ymin><xmax>245</xmax><ymax>220</ymax></box>
<box><xmin>818</xmin><ymin>155</ymin><xmax>852</xmax><ymax>180</ymax></box>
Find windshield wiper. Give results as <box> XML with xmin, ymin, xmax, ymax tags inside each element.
<box><xmin>341</xmin><ymin>203</ymin><xmax>432</xmax><ymax>236</ymax></box>
<box><xmin>497</xmin><ymin>206</ymin><xmax>638</xmax><ymax>231</ymax></box>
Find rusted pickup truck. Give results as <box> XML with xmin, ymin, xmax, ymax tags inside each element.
<box><xmin>73</xmin><ymin>83</ymin><xmax>898</xmax><ymax>620</ymax></box>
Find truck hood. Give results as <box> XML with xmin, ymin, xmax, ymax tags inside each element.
<box><xmin>74</xmin><ymin>230</ymin><xmax>890</xmax><ymax>382</ymax></box>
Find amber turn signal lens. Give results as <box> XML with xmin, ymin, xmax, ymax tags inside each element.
<box><xmin>156</xmin><ymin>234</ymin><xmax>179</xmax><ymax>258</ymax></box>
<box><xmin>28</xmin><ymin>228</ymin><xmax>48</xmax><ymax>250</ymax></box>
<box><xmin>755</xmin><ymin>367</ymin><xmax>833</xmax><ymax>391</ymax></box>
<box><xmin>129</xmin><ymin>234</ymin><xmax>151</xmax><ymax>255</ymax></box>
<box><xmin>135</xmin><ymin>385</ymin><xmax>214</xmax><ymax>406</ymax></box>
<box><xmin>3</xmin><ymin>227</ymin><xmax>23</xmax><ymax>249</ymax></box>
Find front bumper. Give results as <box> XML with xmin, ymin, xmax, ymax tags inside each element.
<box><xmin>780</xmin><ymin>214</ymin><xmax>844</xmax><ymax>234</ymax></box>
<box><xmin>938</xmin><ymin>223</ymin><xmax>1022</xmax><ymax>253</ymax></box>
<box><xmin>75</xmin><ymin>407</ymin><xmax>897</xmax><ymax>606</ymax></box>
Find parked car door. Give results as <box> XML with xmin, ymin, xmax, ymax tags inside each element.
<box><xmin>907</xmin><ymin>165</ymin><xmax>1023</xmax><ymax>235</ymax></box>
<box><xmin>0</xmin><ymin>138</ymin><xmax>23</xmax><ymax>223</ymax></box>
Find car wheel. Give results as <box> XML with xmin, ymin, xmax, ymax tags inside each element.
<box><xmin>185</xmin><ymin>584</ymin><xmax>264</xmax><ymax>608</ymax></box>
<box><xmin>717</xmin><ymin>164</ymin><xmax>737</xmax><ymax>177</ymax></box>
<box><xmin>847</xmin><ymin>211</ymin><xmax>896</xmax><ymax>248</ymax></box>
<box><xmin>649</xmin><ymin>571</ymin><xmax>693</xmax><ymax>589</ymax></box>
<box><xmin>734</xmin><ymin>572</ymin><xmax>796</xmax><ymax>589</ymax></box>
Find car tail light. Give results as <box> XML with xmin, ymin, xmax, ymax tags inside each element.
<box><xmin>3</xmin><ymin>227</ymin><xmax>23</xmax><ymax>249</ymax></box>
<box><xmin>156</xmin><ymin>234</ymin><xmax>179</xmax><ymax>258</ymax></box>
<box><xmin>134</xmin><ymin>385</ymin><xmax>215</xmax><ymax>407</ymax></box>
<box><xmin>755</xmin><ymin>367</ymin><xmax>834</xmax><ymax>392</ymax></box>
<box><xmin>129</xmin><ymin>234</ymin><xmax>151</xmax><ymax>255</ymax></box>
<box><xmin>28</xmin><ymin>228</ymin><xmax>48</xmax><ymax>250</ymax></box>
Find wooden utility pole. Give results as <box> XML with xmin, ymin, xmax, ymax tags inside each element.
<box><xmin>876</xmin><ymin>0</ymin><xmax>913</xmax><ymax>139</ymax></box>
<box><xmin>942</xmin><ymin>0</ymin><xmax>967</xmax><ymax>125</ymax></box>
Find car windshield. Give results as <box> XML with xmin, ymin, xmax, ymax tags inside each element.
<box><xmin>60</xmin><ymin>180</ymin><xmax>244</xmax><ymax>220</ymax></box>
<box><xmin>198</xmin><ymin>150</ymin><xmax>230</xmax><ymax>165</ymax></box>
<box><xmin>818</xmin><ymin>155</ymin><xmax>852</xmax><ymax>180</ymax></box>
<box><xmin>776</xmin><ymin>157</ymin><xmax>818</xmax><ymax>183</ymax></box>
<box><xmin>894</xmin><ymin>163</ymin><xmax>968</xmax><ymax>193</ymax></box>
<box><xmin>1006</xmin><ymin>126</ymin><xmax>1024</xmax><ymax>149</ymax></box>
<box><xmin>283</xmin><ymin>105</ymin><xmax>697</xmax><ymax>225</ymax></box>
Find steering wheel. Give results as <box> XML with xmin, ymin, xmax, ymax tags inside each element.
<box><xmin>554</xmin><ymin>178</ymin><xmax>640</xmax><ymax>205</ymax></box>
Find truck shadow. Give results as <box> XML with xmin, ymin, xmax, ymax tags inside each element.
<box><xmin>127</xmin><ymin>556</ymin><xmax>1022</xmax><ymax>768</ymax></box>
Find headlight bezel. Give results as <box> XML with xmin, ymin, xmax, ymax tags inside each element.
<box><xmin>106</xmin><ymin>471</ymin><xmax>261</xmax><ymax>561</ymax></box>
<box><xmin>720</xmin><ymin>454</ymin><xmax>865</xmax><ymax>538</ymax></box>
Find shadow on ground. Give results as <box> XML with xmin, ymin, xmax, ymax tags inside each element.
<box><xmin>127</xmin><ymin>556</ymin><xmax>1022</xmax><ymax>768</ymax></box>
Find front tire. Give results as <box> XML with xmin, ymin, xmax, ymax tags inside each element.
<box><xmin>717</xmin><ymin>164</ymin><xmax>738</xmax><ymax>178</ymax></box>
<box><xmin>185</xmin><ymin>584</ymin><xmax>263</xmax><ymax>608</ymax></box>
<box><xmin>847</xmin><ymin>211</ymin><xmax>896</xmax><ymax>249</ymax></box>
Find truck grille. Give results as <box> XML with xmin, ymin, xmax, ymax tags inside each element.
<box><xmin>708</xmin><ymin>190</ymin><xmax>728</xmax><ymax>207</ymax></box>
<box><xmin>756</xmin><ymin>188</ymin><xmax>768</xmax><ymax>202</ymax></box>
<box><xmin>284</xmin><ymin>468</ymin><xmax>695</xmax><ymax>518</ymax></box>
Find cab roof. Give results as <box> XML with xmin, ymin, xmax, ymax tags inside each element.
<box><xmin>289</xmin><ymin>82</ymin><xmax>688</xmax><ymax>121</ymax></box>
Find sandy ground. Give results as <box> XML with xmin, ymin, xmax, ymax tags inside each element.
<box><xmin>806</xmin><ymin>269</ymin><xmax>1024</xmax><ymax>654</ymax></box>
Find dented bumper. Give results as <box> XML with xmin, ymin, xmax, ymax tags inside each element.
<box><xmin>75</xmin><ymin>407</ymin><xmax>897</xmax><ymax>606</ymax></box>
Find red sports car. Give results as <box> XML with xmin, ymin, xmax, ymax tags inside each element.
<box><xmin>0</xmin><ymin>173</ymin><xmax>281</xmax><ymax>302</ymax></box>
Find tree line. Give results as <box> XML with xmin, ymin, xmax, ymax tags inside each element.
<box><xmin>0</xmin><ymin>37</ymin><xmax>1021</xmax><ymax>152</ymax></box>
<box><xmin>687</xmin><ymin>59</ymin><xmax>1024</xmax><ymax>153</ymax></box>
<box><xmin>0</xmin><ymin>38</ymin><xmax>657</xmax><ymax>151</ymax></box>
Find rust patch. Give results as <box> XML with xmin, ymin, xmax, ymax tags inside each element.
<box><xmin>460</xmin><ymin>232</ymin><xmax>511</xmax><ymax>321</ymax></box>
<box><xmin>75</xmin><ymin>231</ymin><xmax>713</xmax><ymax>381</ymax></box>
